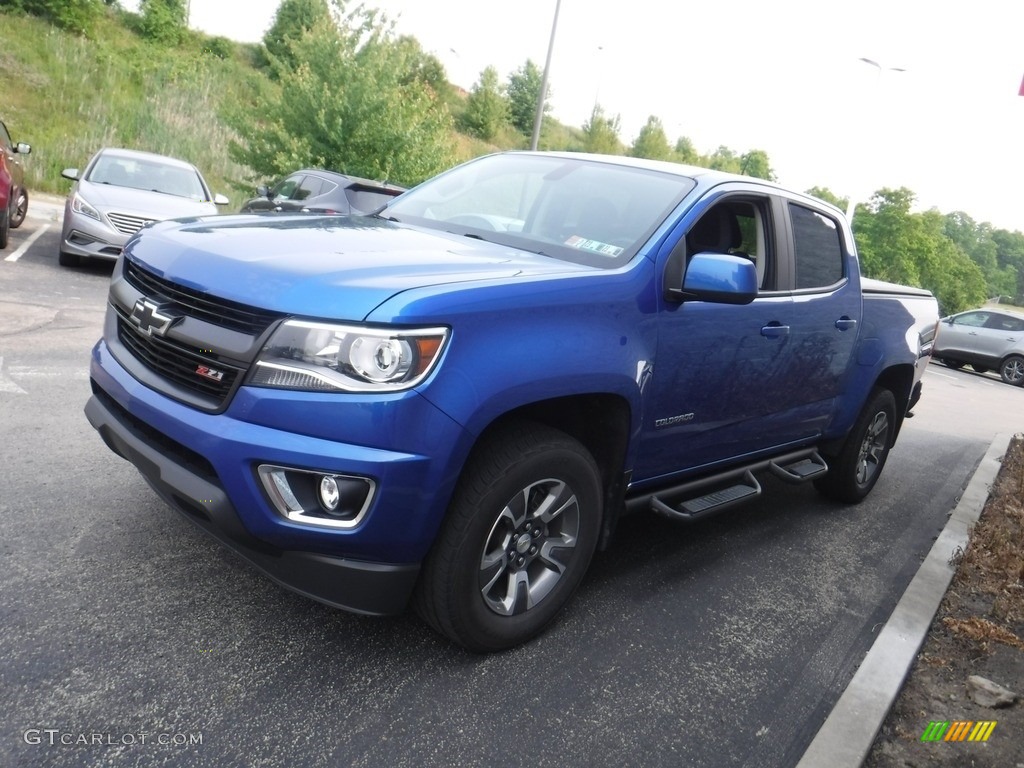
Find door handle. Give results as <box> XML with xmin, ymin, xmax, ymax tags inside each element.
<box><xmin>761</xmin><ymin>323</ymin><xmax>790</xmax><ymax>339</ymax></box>
<box><xmin>835</xmin><ymin>317</ymin><xmax>857</xmax><ymax>331</ymax></box>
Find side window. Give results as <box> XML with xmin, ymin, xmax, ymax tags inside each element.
<box><xmin>686</xmin><ymin>199</ymin><xmax>774</xmax><ymax>290</ymax></box>
<box><xmin>953</xmin><ymin>312</ymin><xmax>989</xmax><ymax>328</ymax></box>
<box><xmin>272</xmin><ymin>175</ymin><xmax>303</xmax><ymax>201</ymax></box>
<box><xmin>790</xmin><ymin>203</ymin><xmax>844</xmax><ymax>290</ymax></box>
<box><xmin>294</xmin><ymin>176</ymin><xmax>324</xmax><ymax>201</ymax></box>
<box><xmin>0</xmin><ymin>121</ymin><xmax>11</xmax><ymax>151</ymax></box>
<box><xmin>983</xmin><ymin>313</ymin><xmax>1024</xmax><ymax>332</ymax></box>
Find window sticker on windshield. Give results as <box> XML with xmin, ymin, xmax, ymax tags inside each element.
<box><xmin>564</xmin><ymin>235</ymin><xmax>624</xmax><ymax>258</ymax></box>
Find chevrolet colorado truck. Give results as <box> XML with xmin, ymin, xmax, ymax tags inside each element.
<box><xmin>85</xmin><ymin>151</ymin><xmax>939</xmax><ymax>651</ymax></box>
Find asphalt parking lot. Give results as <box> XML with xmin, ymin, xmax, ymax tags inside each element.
<box><xmin>2</xmin><ymin>200</ymin><xmax>1023</xmax><ymax>767</ymax></box>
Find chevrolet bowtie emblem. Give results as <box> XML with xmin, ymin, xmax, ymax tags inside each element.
<box><xmin>129</xmin><ymin>299</ymin><xmax>179</xmax><ymax>337</ymax></box>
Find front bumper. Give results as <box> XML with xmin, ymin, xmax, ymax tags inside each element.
<box><xmin>61</xmin><ymin>212</ymin><xmax>128</xmax><ymax>261</ymax></box>
<box><xmin>85</xmin><ymin>337</ymin><xmax>470</xmax><ymax>615</ymax></box>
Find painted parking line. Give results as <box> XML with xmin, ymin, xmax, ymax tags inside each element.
<box><xmin>4</xmin><ymin>222</ymin><xmax>51</xmax><ymax>262</ymax></box>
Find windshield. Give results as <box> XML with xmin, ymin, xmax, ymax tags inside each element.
<box><xmin>87</xmin><ymin>155</ymin><xmax>210</xmax><ymax>201</ymax></box>
<box><xmin>383</xmin><ymin>153</ymin><xmax>695</xmax><ymax>268</ymax></box>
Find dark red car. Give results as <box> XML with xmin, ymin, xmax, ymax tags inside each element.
<box><xmin>1</xmin><ymin>118</ymin><xmax>31</xmax><ymax>249</ymax></box>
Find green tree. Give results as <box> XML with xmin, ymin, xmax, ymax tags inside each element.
<box><xmin>739</xmin><ymin>149</ymin><xmax>775</xmax><ymax>181</ymax></box>
<box><xmin>805</xmin><ymin>186</ymin><xmax>848</xmax><ymax>211</ymax></box>
<box><xmin>992</xmin><ymin>229</ymin><xmax>1024</xmax><ymax>303</ymax></box>
<box><xmin>461</xmin><ymin>66</ymin><xmax>509</xmax><ymax>141</ymax></box>
<box><xmin>581</xmin><ymin>104</ymin><xmax>623</xmax><ymax>155</ymax></box>
<box><xmin>630</xmin><ymin>116</ymin><xmax>672</xmax><ymax>161</ymax></box>
<box><xmin>11</xmin><ymin>0</ymin><xmax>102</xmax><ymax>34</ymax></box>
<box><xmin>673</xmin><ymin>136</ymin><xmax>698</xmax><ymax>164</ymax></box>
<box><xmin>262</xmin><ymin>0</ymin><xmax>331</xmax><ymax>72</ymax></box>
<box><xmin>854</xmin><ymin>188</ymin><xmax>986</xmax><ymax>314</ymax></box>
<box><xmin>506</xmin><ymin>60</ymin><xmax>546</xmax><ymax>135</ymax></box>
<box><xmin>706</xmin><ymin>145</ymin><xmax>741</xmax><ymax>174</ymax></box>
<box><xmin>138</xmin><ymin>0</ymin><xmax>187</xmax><ymax>44</ymax></box>
<box><xmin>229</xmin><ymin>13</ymin><xmax>455</xmax><ymax>187</ymax></box>
<box><xmin>394</xmin><ymin>35</ymin><xmax>448</xmax><ymax>95</ymax></box>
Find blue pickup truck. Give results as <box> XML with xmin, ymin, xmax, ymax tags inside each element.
<box><xmin>85</xmin><ymin>152</ymin><xmax>938</xmax><ymax>651</ymax></box>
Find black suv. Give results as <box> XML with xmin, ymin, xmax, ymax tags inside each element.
<box><xmin>240</xmin><ymin>169</ymin><xmax>403</xmax><ymax>216</ymax></box>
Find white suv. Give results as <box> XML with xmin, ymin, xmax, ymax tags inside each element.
<box><xmin>933</xmin><ymin>307</ymin><xmax>1024</xmax><ymax>385</ymax></box>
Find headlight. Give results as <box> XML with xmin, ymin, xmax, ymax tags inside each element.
<box><xmin>249</xmin><ymin>320</ymin><xmax>449</xmax><ymax>392</ymax></box>
<box><xmin>71</xmin><ymin>192</ymin><xmax>101</xmax><ymax>221</ymax></box>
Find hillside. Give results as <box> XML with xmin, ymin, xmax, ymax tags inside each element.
<box><xmin>0</xmin><ymin>7</ymin><xmax>581</xmax><ymax>208</ymax></box>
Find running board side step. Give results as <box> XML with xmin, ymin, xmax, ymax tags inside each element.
<box><xmin>638</xmin><ymin>449</ymin><xmax>829</xmax><ymax>523</ymax></box>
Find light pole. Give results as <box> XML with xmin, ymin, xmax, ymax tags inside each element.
<box><xmin>530</xmin><ymin>0</ymin><xmax>562</xmax><ymax>151</ymax></box>
<box><xmin>846</xmin><ymin>57</ymin><xmax>906</xmax><ymax>221</ymax></box>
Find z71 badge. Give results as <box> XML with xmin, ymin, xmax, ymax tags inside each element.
<box><xmin>195</xmin><ymin>365</ymin><xmax>225</xmax><ymax>382</ymax></box>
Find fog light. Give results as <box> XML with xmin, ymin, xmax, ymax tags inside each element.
<box><xmin>319</xmin><ymin>475</ymin><xmax>341</xmax><ymax>512</ymax></box>
<box><xmin>257</xmin><ymin>464</ymin><xmax>376</xmax><ymax>529</ymax></box>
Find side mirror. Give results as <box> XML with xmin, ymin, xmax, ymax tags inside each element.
<box><xmin>213</xmin><ymin>193</ymin><xmax>230</xmax><ymax>206</ymax></box>
<box><xmin>15</xmin><ymin>143</ymin><xmax>31</xmax><ymax>155</ymax></box>
<box><xmin>61</xmin><ymin>168</ymin><xmax>80</xmax><ymax>181</ymax></box>
<box><xmin>674</xmin><ymin>252</ymin><xmax>758</xmax><ymax>305</ymax></box>
<box><xmin>257</xmin><ymin>185</ymin><xmax>270</xmax><ymax>198</ymax></box>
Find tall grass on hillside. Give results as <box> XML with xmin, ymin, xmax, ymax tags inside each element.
<box><xmin>0</xmin><ymin>12</ymin><xmax>260</xmax><ymax>207</ymax></box>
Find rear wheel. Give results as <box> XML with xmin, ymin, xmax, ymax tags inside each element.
<box><xmin>0</xmin><ymin>202</ymin><xmax>9</xmax><ymax>249</ymax></box>
<box><xmin>10</xmin><ymin>187</ymin><xmax>27</xmax><ymax>228</ymax></box>
<box><xmin>971</xmin><ymin>364</ymin><xmax>990</xmax><ymax>374</ymax></box>
<box><xmin>415</xmin><ymin>422</ymin><xmax>602</xmax><ymax>652</ymax></box>
<box><xmin>1000</xmin><ymin>355</ymin><xmax>1024</xmax><ymax>386</ymax></box>
<box><xmin>815</xmin><ymin>388</ymin><xmax>896</xmax><ymax>503</ymax></box>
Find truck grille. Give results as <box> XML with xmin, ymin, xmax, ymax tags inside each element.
<box><xmin>124</xmin><ymin>259</ymin><xmax>281</xmax><ymax>335</ymax></box>
<box><xmin>116</xmin><ymin>312</ymin><xmax>242</xmax><ymax>403</ymax></box>
<box><xmin>107</xmin><ymin>212</ymin><xmax>156</xmax><ymax>235</ymax></box>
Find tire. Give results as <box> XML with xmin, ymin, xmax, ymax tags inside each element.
<box><xmin>815</xmin><ymin>387</ymin><xmax>896</xmax><ymax>503</ymax></box>
<box><xmin>9</xmin><ymin>187</ymin><xmax>27</xmax><ymax>229</ymax></box>
<box><xmin>970</xmin><ymin>365</ymin><xmax>990</xmax><ymax>374</ymax></box>
<box><xmin>0</xmin><ymin>202</ymin><xmax>9</xmax><ymax>249</ymax></box>
<box><xmin>415</xmin><ymin>422</ymin><xmax>602</xmax><ymax>652</ymax></box>
<box><xmin>58</xmin><ymin>250</ymin><xmax>81</xmax><ymax>267</ymax></box>
<box><xmin>1000</xmin><ymin>355</ymin><xmax>1024</xmax><ymax>386</ymax></box>
<box><xmin>941</xmin><ymin>358</ymin><xmax>965</xmax><ymax>370</ymax></box>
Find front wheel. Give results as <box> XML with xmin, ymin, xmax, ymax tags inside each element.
<box><xmin>941</xmin><ymin>358</ymin><xmax>965</xmax><ymax>370</ymax></box>
<box><xmin>1000</xmin><ymin>355</ymin><xmax>1024</xmax><ymax>386</ymax></box>
<box><xmin>815</xmin><ymin>388</ymin><xmax>896</xmax><ymax>503</ymax></box>
<box><xmin>415</xmin><ymin>422</ymin><xmax>602</xmax><ymax>652</ymax></box>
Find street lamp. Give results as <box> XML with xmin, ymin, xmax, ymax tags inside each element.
<box><xmin>530</xmin><ymin>0</ymin><xmax>562</xmax><ymax>151</ymax></box>
<box><xmin>846</xmin><ymin>57</ymin><xmax>907</xmax><ymax>221</ymax></box>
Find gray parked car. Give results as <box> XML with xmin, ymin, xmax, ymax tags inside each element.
<box><xmin>933</xmin><ymin>307</ymin><xmax>1024</xmax><ymax>385</ymax></box>
<box><xmin>59</xmin><ymin>147</ymin><xmax>229</xmax><ymax>267</ymax></box>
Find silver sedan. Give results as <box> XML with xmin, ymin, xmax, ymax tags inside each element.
<box><xmin>59</xmin><ymin>147</ymin><xmax>228</xmax><ymax>267</ymax></box>
<box><xmin>933</xmin><ymin>306</ymin><xmax>1024</xmax><ymax>385</ymax></box>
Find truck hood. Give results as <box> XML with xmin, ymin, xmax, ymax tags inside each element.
<box><xmin>125</xmin><ymin>214</ymin><xmax>590</xmax><ymax>320</ymax></box>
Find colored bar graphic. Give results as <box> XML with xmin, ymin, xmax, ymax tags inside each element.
<box><xmin>921</xmin><ymin>721</ymin><xmax>950</xmax><ymax>742</ymax></box>
<box><xmin>969</xmin><ymin>721</ymin><xmax>997</xmax><ymax>742</ymax></box>
<box><xmin>920</xmin><ymin>720</ymin><xmax>997</xmax><ymax>742</ymax></box>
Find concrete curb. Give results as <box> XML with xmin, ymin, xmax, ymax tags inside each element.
<box><xmin>795</xmin><ymin>431</ymin><xmax>1014</xmax><ymax>768</ymax></box>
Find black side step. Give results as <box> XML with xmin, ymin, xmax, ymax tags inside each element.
<box><xmin>629</xmin><ymin>447</ymin><xmax>830</xmax><ymax>524</ymax></box>
<box><xmin>768</xmin><ymin>451</ymin><xmax>828</xmax><ymax>484</ymax></box>
<box><xmin>650</xmin><ymin>470</ymin><xmax>761</xmax><ymax>522</ymax></box>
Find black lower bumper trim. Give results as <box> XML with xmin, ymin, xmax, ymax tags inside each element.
<box><xmin>84</xmin><ymin>390</ymin><xmax>420</xmax><ymax>616</ymax></box>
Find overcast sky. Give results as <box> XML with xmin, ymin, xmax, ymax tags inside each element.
<box><xmin>125</xmin><ymin>0</ymin><xmax>1024</xmax><ymax>233</ymax></box>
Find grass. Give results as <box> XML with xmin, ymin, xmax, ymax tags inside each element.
<box><xmin>1</xmin><ymin>10</ymin><xmax>263</xmax><ymax>207</ymax></box>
